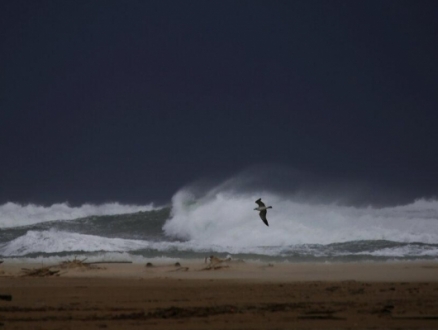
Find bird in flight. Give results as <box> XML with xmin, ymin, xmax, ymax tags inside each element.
<box><xmin>254</xmin><ymin>198</ymin><xmax>272</xmax><ymax>226</ymax></box>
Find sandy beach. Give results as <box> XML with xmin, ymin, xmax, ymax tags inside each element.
<box><xmin>0</xmin><ymin>260</ymin><xmax>438</xmax><ymax>329</ymax></box>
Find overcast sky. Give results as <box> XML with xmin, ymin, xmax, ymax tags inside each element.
<box><xmin>1</xmin><ymin>1</ymin><xmax>438</xmax><ymax>205</ymax></box>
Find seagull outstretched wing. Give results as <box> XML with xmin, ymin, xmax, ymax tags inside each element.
<box><xmin>259</xmin><ymin>210</ymin><xmax>269</xmax><ymax>226</ymax></box>
<box><xmin>255</xmin><ymin>198</ymin><xmax>265</xmax><ymax>208</ymax></box>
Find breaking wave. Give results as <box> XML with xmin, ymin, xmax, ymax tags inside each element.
<box><xmin>0</xmin><ymin>202</ymin><xmax>157</xmax><ymax>228</ymax></box>
<box><xmin>163</xmin><ymin>167</ymin><xmax>438</xmax><ymax>247</ymax></box>
<box><xmin>1</xmin><ymin>166</ymin><xmax>438</xmax><ymax>261</ymax></box>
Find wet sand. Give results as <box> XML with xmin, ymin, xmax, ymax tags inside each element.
<box><xmin>1</xmin><ymin>261</ymin><xmax>438</xmax><ymax>329</ymax></box>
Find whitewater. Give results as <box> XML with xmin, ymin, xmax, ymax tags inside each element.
<box><xmin>1</xmin><ymin>169</ymin><xmax>438</xmax><ymax>263</ymax></box>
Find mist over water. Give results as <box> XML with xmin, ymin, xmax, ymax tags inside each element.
<box><xmin>1</xmin><ymin>166</ymin><xmax>438</xmax><ymax>262</ymax></box>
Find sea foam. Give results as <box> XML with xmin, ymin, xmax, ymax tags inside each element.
<box><xmin>0</xmin><ymin>230</ymin><xmax>150</xmax><ymax>256</ymax></box>
<box><xmin>163</xmin><ymin>184</ymin><xmax>438</xmax><ymax>247</ymax></box>
<box><xmin>0</xmin><ymin>202</ymin><xmax>156</xmax><ymax>228</ymax></box>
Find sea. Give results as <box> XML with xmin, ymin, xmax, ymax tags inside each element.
<box><xmin>1</xmin><ymin>173</ymin><xmax>438</xmax><ymax>264</ymax></box>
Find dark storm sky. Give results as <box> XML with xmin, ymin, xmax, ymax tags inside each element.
<box><xmin>1</xmin><ymin>1</ymin><xmax>438</xmax><ymax>205</ymax></box>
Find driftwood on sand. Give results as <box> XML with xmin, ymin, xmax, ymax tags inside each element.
<box><xmin>87</xmin><ymin>261</ymin><xmax>132</xmax><ymax>264</ymax></box>
<box><xmin>169</xmin><ymin>267</ymin><xmax>189</xmax><ymax>272</ymax></box>
<box><xmin>202</xmin><ymin>255</ymin><xmax>231</xmax><ymax>270</ymax></box>
<box><xmin>20</xmin><ymin>257</ymin><xmax>133</xmax><ymax>277</ymax></box>
<box><xmin>21</xmin><ymin>267</ymin><xmax>60</xmax><ymax>277</ymax></box>
<box><xmin>59</xmin><ymin>257</ymin><xmax>94</xmax><ymax>269</ymax></box>
<box><xmin>59</xmin><ymin>257</ymin><xmax>113</xmax><ymax>270</ymax></box>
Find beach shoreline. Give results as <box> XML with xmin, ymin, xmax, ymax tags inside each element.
<box><xmin>1</xmin><ymin>260</ymin><xmax>438</xmax><ymax>329</ymax></box>
<box><xmin>3</xmin><ymin>259</ymin><xmax>438</xmax><ymax>281</ymax></box>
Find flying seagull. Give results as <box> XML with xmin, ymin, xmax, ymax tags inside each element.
<box><xmin>254</xmin><ymin>198</ymin><xmax>272</xmax><ymax>227</ymax></box>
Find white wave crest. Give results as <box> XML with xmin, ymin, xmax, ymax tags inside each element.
<box><xmin>0</xmin><ymin>229</ymin><xmax>225</xmax><ymax>257</ymax></box>
<box><xmin>163</xmin><ymin>188</ymin><xmax>438</xmax><ymax>247</ymax></box>
<box><xmin>0</xmin><ymin>202</ymin><xmax>157</xmax><ymax>228</ymax></box>
<box><xmin>4</xmin><ymin>253</ymin><xmax>184</xmax><ymax>265</ymax></box>
<box><xmin>0</xmin><ymin>230</ymin><xmax>150</xmax><ymax>256</ymax></box>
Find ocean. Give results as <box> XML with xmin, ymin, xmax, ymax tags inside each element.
<box><xmin>1</xmin><ymin>184</ymin><xmax>438</xmax><ymax>264</ymax></box>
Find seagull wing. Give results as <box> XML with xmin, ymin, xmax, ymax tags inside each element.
<box><xmin>255</xmin><ymin>198</ymin><xmax>266</xmax><ymax>207</ymax></box>
<box><xmin>259</xmin><ymin>210</ymin><xmax>269</xmax><ymax>226</ymax></box>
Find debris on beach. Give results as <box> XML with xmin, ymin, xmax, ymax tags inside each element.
<box><xmin>146</xmin><ymin>262</ymin><xmax>153</xmax><ymax>268</ymax></box>
<box><xmin>168</xmin><ymin>262</ymin><xmax>189</xmax><ymax>272</ymax></box>
<box><xmin>202</xmin><ymin>255</ymin><xmax>231</xmax><ymax>270</ymax></box>
<box><xmin>21</xmin><ymin>266</ymin><xmax>60</xmax><ymax>277</ymax></box>
<box><xmin>59</xmin><ymin>257</ymin><xmax>88</xmax><ymax>269</ymax></box>
<box><xmin>169</xmin><ymin>266</ymin><xmax>189</xmax><ymax>272</ymax></box>
<box><xmin>59</xmin><ymin>257</ymin><xmax>103</xmax><ymax>270</ymax></box>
